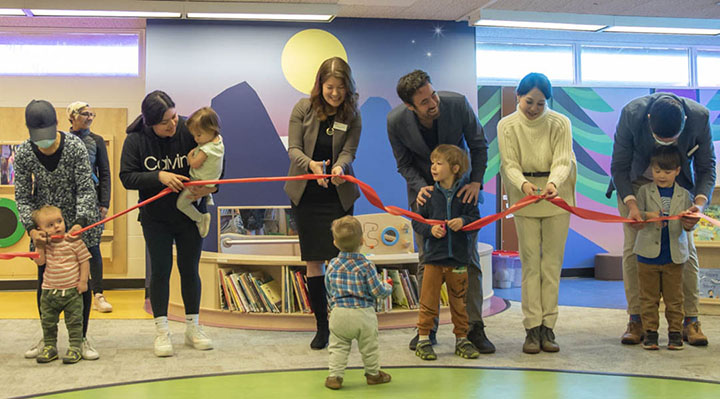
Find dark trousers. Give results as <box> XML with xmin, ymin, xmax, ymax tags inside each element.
<box><xmin>638</xmin><ymin>262</ymin><xmax>684</xmax><ymax>332</ymax></box>
<box><xmin>37</xmin><ymin>265</ymin><xmax>90</xmax><ymax>337</ymax></box>
<box><xmin>142</xmin><ymin>217</ymin><xmax>203</xmax><ymax>317</ymax></box>
<box><xmin>41</xmin><ymin>288</ymin><xmax>83</xmax><ymax>348</ymax></box>
<box><xmin>88</xmin><ymin>245</ymin><xmax>104</xmax><ymax>294</ymax></box>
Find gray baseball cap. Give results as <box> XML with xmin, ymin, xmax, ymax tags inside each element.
<box><xmin>25</xmin><ymin>100</ymin><xmax>58</xmax><ymax>143</ymax></box>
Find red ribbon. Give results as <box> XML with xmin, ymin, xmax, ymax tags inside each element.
<box><xmin>1</xmin><ymin>174</ymin><xmax>714</xmax><ymax>260</ymax></box>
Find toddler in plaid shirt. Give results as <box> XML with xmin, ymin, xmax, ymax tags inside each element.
<box><xmin>324</xmin><ymin>215</ymin><xmax>393</xmax><ymax>390</ymax></box>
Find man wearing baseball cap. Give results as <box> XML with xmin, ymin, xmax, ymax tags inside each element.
<box><xmin>15</xmin><ymin>99</ymin><xmax>103</xmax><ymax>361</ymax></box>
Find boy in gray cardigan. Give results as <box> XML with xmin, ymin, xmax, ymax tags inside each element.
<box><xmin>633</xmin><ymin>146</ymin><xmax>693</xmax><ymax>350</ymax></box>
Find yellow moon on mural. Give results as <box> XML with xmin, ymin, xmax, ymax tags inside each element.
<box><xmin>281</xmin><ymin>29</ymin><xmax>347</xmax><ymax>95</ymax></box>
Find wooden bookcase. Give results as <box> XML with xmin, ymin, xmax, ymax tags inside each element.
<box><xmin>693</xmin><ymin>185</ymin><xmax>720</xmax><ymax>315</ymax></box>
<box><xmin>168</xmin><ymin>249</ymin><xmax>454</xmax><ymax>330</ymax></box>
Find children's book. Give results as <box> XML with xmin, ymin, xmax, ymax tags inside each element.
<box><xmin>388</xmin><ymin>269</ymin><xmax>409</xmax><ymax>309</ymax></box>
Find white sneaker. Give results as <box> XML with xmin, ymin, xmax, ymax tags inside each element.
<box><xmin>24</xmin><ymin>337</ymin><xmax>44</xmax><ymax>359</ymax></box>
<box><xmin>197</xmin><ymin>213</ymin><xmax>212</xmax><ymax>238</ymax></box>
<box><xmin>94</xmin><ymin>293</ymin><xmax>113</xmax><ymax>313</ymax></box>
<box><xmin>81</xmin><ymin>337</ymin><xmax>100</xmax><ymax>360</ymax></box>
<box><xmin>154</xmin><ymin>332</ymin><xmax>174</xmax><ymax>357</ymax></box>
<box><xmin>185</xmin><ymin>324</ymin><xmax>213</xmax><ymax>350</ymax></box>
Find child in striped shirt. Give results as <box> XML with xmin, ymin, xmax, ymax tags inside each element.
<box><xmin>31</xmin><ymin>205</ymin><xmax>91</xmax><ymax>364</ymax></box>
<box><xmin>324</xmin><ymin>215</ymin><xmax>393</xmax><ymax>390</ymax></box>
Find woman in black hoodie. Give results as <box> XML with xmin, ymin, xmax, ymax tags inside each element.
<box><xmin>120</xmin><ymin>91</ymin><xmax>215</xmax><ymax>357</ymax></box>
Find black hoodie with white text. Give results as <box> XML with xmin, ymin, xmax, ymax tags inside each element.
<box><xmin>120</xmin><ymin>116</ymin><xmax>201</xmax><ymax>224</ymax></box>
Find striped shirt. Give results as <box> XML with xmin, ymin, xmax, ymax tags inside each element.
<box><xmin>325</xmin><ymin>252</ymin><xmax>392</xmax><ymax>309</ymax></box>
<box><xmin>42</xmin><ymin>240</ymin><xmax>91</xmax><ymax>290</ymax></box>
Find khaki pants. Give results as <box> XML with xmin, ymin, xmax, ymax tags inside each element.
<box><xmin>328</xmin><ymin>307</ymin><xmax>380</xmax><ymax>378</ymax></box>
<box><xmin>415</xmin><ymin>230</ymin><xmax>484</xmax><ymax>327</ymax></box>
<box><xmin>417</xmin><ymin>265</ymin><xmax>469</xmax><ymax>337</ymax></box>
<box><xmin>515</xmin><ymin>213</ymin><xmax>570</xmax><ymax>329</ymax></box>
<box><xmin>638</xmin><ymin>262</ymin><xmax>684</xmax><ymax>332</ymax></box>
<box><xmin>617</xmin><ymin>191</ymin><xmax>699</xmax><ymax>316</ymax></box>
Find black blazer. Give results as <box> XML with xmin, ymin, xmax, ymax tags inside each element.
<box><xmin>387</xmin><ymin>91</ymin><xmax>488</xmax><ymax>207</ymax></box>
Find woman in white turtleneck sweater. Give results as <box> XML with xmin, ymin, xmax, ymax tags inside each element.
<box><xmin>497</xmin><ymin>73</ymin><xmax>576</xmax><ymax>355</ymax></box>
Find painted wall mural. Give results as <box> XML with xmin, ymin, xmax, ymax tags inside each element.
<box><xmin>478</xmin><ymin>86</ymin><xmax>720</xmax><ymax>268</ymax></box>
<box><xmin>145</xmin><ymin>19</ymin><xmax>720</xmax><ymax>268</ymax></box>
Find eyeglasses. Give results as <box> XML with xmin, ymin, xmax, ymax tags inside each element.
<box><xmin>79</xmin><ymin>112</ymin><xmax>96</xmax><ymax>117</ymax></box>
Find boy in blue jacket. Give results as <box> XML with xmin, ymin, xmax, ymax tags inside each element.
<box><xmin>412</xmin><ymin>144</ymin><xmax>481</xmax><ymax>360</ymax></box>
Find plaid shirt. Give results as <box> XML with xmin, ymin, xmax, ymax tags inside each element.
<box><xmin>325</xmin><ymin>252</ymin><xmax>392</xmax><ymax>309</ymax></box>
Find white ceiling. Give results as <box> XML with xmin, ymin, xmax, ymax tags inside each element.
<box><xmin>170</xmin><ymin>0</ymin><xmax>720</xmax><ymax>21</ymax></box>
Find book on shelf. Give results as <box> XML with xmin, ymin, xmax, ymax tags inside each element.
<box><xmin>400</xmin><ymin>269</ymin><xmax>416</xmax><ymax>308</ymax></box>
<box><xmin>233</xmin><ymin>272</ymin><xmax>257</xmax><ymax>312</ymax></box>
<box><xmin>218</xmin><ymin>269</ymin><xmax>231</xmax><ymax>311</ymax></box>
<box><xmin>260</xmin><ymin>278</ymin><xmax>283</xmax><ymax>312</ymax></box>
<box><xmin>250</xmin><ymin>271</ymin><xmax>280</xmax><ymax>313</ymax></box>
<box><xmin>295</xmin><ymin>270</ymin><xmax>312</xmax><ymax>313</ymax></box>
<box><xmin>218</xmin><ymin>270</ymin><xmax>288</xmax><ymax>314</ymax></box>
<box><xmin>285</xmin><ymin>268</ymin><xmax>311</xmax><ymax>313</ymax></box>
<box><xmin>388</xmin><ymin>269</ymin><xmax>410</xmax><ymax>309</ymax></box>
<box><xmin>375</xmin><ymin>268</ymin><xmax>392</xmax><ymax>312</ymax></box>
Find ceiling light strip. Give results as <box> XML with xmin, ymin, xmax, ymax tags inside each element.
<box><xmin>186</xmin><ymin>12</ymin><xmax>333</xmax><ymax>22</ymax></box>
<box><xmin>30</xmin><ymin>9</ymin><xmax>181</xmax><ymax>18</ymax></box>
<box><xmin>474</xmin><ymin>19</ymin><xmax>606</xmax><ymax>32</ymax></box>
<box><xmin>603</xmin><ymin>26</ymin><xmax>720</xmax><ymax>35</ymax></box>
<box><xmin>0</xmin><ymin>8</ymin><xmax>25</xmax><ymax>16</ymax></box>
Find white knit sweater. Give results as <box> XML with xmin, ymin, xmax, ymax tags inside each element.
<box><xmin>497</xmin><ymin>106</ymin><xmax>576</xmax><ymax>217</ymax></box>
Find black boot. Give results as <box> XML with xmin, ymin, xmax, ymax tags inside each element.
<box><xmin>468</xmin><ymin>321</ymin><xmax>496</xmax><ymax>354</ymax></box>
<box><xmin>306</xmin><ymin>276</ymin><xmax>329</xmax><ymax>350</ymax></box>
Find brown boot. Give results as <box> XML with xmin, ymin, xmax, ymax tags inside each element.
<box><xmin>325</xmin><ymin>376</ymin><xmax>343</xmax><ymax>390</ymax></box>
<box><xmin>620</xmin><ymin>321</ymin><xmax>644</xmax><ymax>345</ymax></box>
<box><xmin>365</xmin><ymin>370</ymin><xmax>392</xmax><ymax>385</ymax></box>
<box><xmin>540</xmin><ymin>325</ymin><xmax>560</xmax><ymax>353</ymax></box>
<box><xmin>683</xmin><ymin>321</ymin><xmax>708</xmax><ymax>346</ymax></box>
<box><xmin>522</xmin><ymin>326</ymin><xmax>541</xmax><ymax>354</ymax></box>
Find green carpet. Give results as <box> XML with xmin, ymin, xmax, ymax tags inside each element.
<box><xmin>35</xmin><ymin>367</ymin><xmax>719</xmax><ymax>399</ymax></box>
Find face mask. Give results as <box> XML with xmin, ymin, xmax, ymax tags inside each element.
<box><xmin>652</xmin><ymin>133</ymin><xmax>677</xmax><ymax>147</ymax></box>
<box><xmin>34</xmin><ymin>138</ymin><xmax>56</xmax><ymax>149</ymax></box>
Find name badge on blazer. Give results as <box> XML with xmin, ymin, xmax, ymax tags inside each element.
<box><xmin>333</xmin><ymin>122</ymin><xmax>348</xmax><ymax>132</ymax></box>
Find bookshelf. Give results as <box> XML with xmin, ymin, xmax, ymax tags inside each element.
<box><xmin>167</xmin><ymin>212</ymin><xmax>495</xmax><ymax>330</ymax></box>
<box><xmin>693</xmin><ymin>185</ymin><xmax>720</xmax><ymax>314</ymax></box>
<box><xmin>167</xmin><ymin>249</ymin><xmax>455</xmax><ymax>330</ymax></box>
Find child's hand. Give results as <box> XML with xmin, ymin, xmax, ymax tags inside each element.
<box><xmin>447</xmin><ymin>218</ymin><xmax>464</xmax><ymax>232</ymax></box>
<box><xmin>644</xmin><ymin>211</ymin><xmax>662</xmax><ymax>228</ymax></box>
<box><xmin>77</xmin><ymin>280</ymin><xmax>88</xmax><ymax>293</ymax></box>
<box><xmin>431</xmin><ymin>224</ymin><xmax>446</xmax><ymax>238</ymax></box>
<box><xmin>29</xmin><ymin>229</ymin><xmax>48</xmax><ymax>247</ymax></box>
<box><xmin>65</xmin><ymin>224</ymin><xmax>83</xmax><ymax>242</ymax></box>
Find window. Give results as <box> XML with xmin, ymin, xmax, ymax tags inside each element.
<box><xmin>0</xmin><ymin>32</ymin><xmax>140</xmax><ymax>76</ymax></box>
<box><xmin>476</xmin><ymin>43</ymin><xmax>573</xmax><ymax>84</ymax></box>
<box><xmin>697</xmin><ymin>49</ymin><xmax>720</xmax><ymax>87</ymax></box>
<box><xmin>580</xmin><ymin>46</ymin><xmax>689</xmax><ymax>86</ymax></box>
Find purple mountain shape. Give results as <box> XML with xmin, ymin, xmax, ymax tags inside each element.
<box><xmin>354</xmin><ymin>97</ymin><xmax>409</xmax><ymax>215</ymax></box>
<box><xmin>202</xmin><ymin>81</ymin><xmax>291</xmax><ymax>251</ymax></box>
